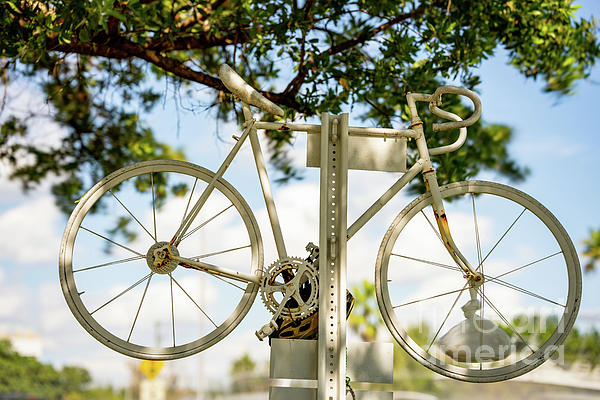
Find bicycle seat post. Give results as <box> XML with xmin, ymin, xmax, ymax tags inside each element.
<box><xmin>241</xmin><ymin>101</ymin><xmax>288</xmax><ymax>260</ymax></box>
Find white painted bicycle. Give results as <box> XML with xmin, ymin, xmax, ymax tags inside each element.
<box><xmin>59</xmin><ymin>65</ymin><xmax>581</xmax><ymax>382</ymax></box>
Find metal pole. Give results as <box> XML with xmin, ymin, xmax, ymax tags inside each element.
<box><xmin>318</xmin><ymin>113</ymin><xmax>349</xmax><ymax>400</ymax></box>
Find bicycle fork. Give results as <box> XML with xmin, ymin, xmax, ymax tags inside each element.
<box><xmin>422</xmin><ymin>164</ymin><xmax>480</xmax><ymax>281</ymax></box>
<box><xmin>408</xmin><ymin>94</ymin><xmax>481</xmax><ymax>282</ymax></box>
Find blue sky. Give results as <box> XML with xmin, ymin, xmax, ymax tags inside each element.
<box><xmin>0</xmin><ymin>0</ymin><xmax>599</xmax><ymax>390</ymax></box>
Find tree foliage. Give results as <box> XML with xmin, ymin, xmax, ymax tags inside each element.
<box><xmin>229</xmin><ymin>353</ymin><xmax>268</xmax><ymax>393</ymax></box>
<box><xmin>1</xmin><ymin>0</ymin><xmax>598</xmax><ymax>211</ymax></box>
<box><xmin>346</xmin><ymin>283</ymin><xmax>600</xmax><ymax>393</ymax></box>
<box><xmin>583</xmin><ymin>229</ymin><xmax>600</xmax><ymax>273</ymax></box>
<box><xmin>348</xmin><ymin>280</ymin><xmax>382</xmax><ymax>342</ymax></box>
<box><xmin>347</xmin><ymin>281</ymin><xmax>437</xmax><ymax>392</ymax></box>
<box><xmin>0</xmin><ymin>340</ymin><xmax>124</xmax><ymax>400</ymax></box>
<box><xmin>501</xmin><ymin>314</ymin><xmax>600</xmax><ymax>369</ymax></box>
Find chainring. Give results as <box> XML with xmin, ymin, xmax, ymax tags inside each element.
<box><xmin>260</xmin><ymin>256</ymin><xmax>319</xmax><ymax>320</ymax></box>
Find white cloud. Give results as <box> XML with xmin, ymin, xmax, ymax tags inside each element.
<box><xmin>30</xmin><ymin>281</ymin><xmax>133</xmax><ymax>386</ymax></box>
<box><xmin>76</xmin><ymin>352</ymin><xmax>132</xmax><ymax>386</ymax></box>
<box><xmin>0</xmin><ymin>164</ymin><xmax>26</xmax><ymax>204</ymax></box>
<box><xmin>0</xmin><ymin>196</ymin><xmax>61</xmax><ymax>263</ymax></box>
<box><xmin>258</xmin><ymin>181</ymin><xmax>320</xmax><ymax>258</ymax></box>
<box><xmin>1</xmin><ymin>81</ymin><xmax>65</xmax><ymax>148</ymax></box>
<box><xmin>38</xmin><ymin>281</ymin><xmax>73</xmax><ymax>335</ymax></box>
<box><xmin>0</xmin><ymin>82</ymin><xmax>67</xmax><ymax>206</ymax></box>
<box><xmin>0</xmin><ymin>268</ymin><xmax>27</xmax><ymax>318</ymax></box>
<box><xmin>516</xmin><ymin>135</ymin><xmax>583</xmax><ymax>159</ymax></box>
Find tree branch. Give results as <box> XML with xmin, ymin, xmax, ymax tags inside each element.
<box><xmin>203</xmin><ymin>0</ymin><xmax>229</xmax><ymax>19</ymax></box>
<box><xmin>46</xmin><ymin>36</ymin><xmax>307</xmax><ymax>113</ymax></box>
<box><xmin>325</xmin><ymin>6</ymin><xmax>426</xmax><ymax>56</ymax></box>
<box><xmin>282</xmin><ymin>30</ymin><xmax>308</xmax><ymax>98</ymax></box>
<box><xmin>47</xmin><ymin>37</ymin><xmax>226</xmax><ymax>90</ymax></box>
<box><xmin>35</xmin><ymin>1</ymin><xmax>430</xmax><ymax>115</ymax></box>
<box><xmin>146</xmin><ymin>28</ymin><xmax>250</xmax><ymax>51</ymax></box>
<box><xmin>303</xmin><ymin>0</ymin><xmax>316</xmax><ymax>20</ymax></box>
<box><xmin>282</xmin><ymin>5</ymin><xmax>427</xmax><ymax>99</ymax></box>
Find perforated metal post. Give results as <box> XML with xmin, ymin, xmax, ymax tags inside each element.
<box><xmin>318</xmin><ymin>113</ymin><xmax>349</xmax><ymax>400</ymax></box>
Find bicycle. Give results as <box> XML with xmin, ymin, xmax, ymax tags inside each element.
<box><xmin>59</xmin><ymin>64</ymin><xmax>581</xmax><ymax>383</ymax></box>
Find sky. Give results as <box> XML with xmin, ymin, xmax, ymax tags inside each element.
<box><xmin>1</xmin><ymin>0</ymin><xmax>600</xmax><ymax>393</ymax></box>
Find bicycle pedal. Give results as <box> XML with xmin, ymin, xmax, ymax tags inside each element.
<box><xmin>255</xmin><ymin>319</ymin><xmax>279</xmax><ymax>341</ymax></box>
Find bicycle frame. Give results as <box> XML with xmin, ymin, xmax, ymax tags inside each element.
<box><xmin>59</xmin><ymin>63</ymin><xmax>581</xmax><ymax>382</ymax></box>
<box><xmin>171</xmin><ymin>90</ymin><xmax>482</xmax><ymax>284</ymax></box>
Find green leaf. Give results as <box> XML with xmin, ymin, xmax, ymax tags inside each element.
<box><xmin>412</xmin><ymin>58</ymin><xmax>429</xmax><ymax>69</ymax></box>
<box><xmin>104</xmin><ymin>9</ymin><xmax>127</xmax><ymax>23</ymax></box>
<box><xmin>5</xmin><ymin>1</ymin><xmax>22</xmax><ymax>14</ymax></box>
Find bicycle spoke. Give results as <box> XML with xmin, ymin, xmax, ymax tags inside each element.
<box><xmin>62</xmin><ymin>160</ymin><xmax>263</xmax><ymax>358</ymax></box>
<box><xmin>393</xmin><ymin>286</ymin><xmax>468</xmax><ymax>309</ymax></box>
<box><xmin>191</xmin><ymin>244</ymin><xmax>251</xmax><ymax>260</ymax></box>
<box><xmin>80</xmin><ymin>226</ymin><xmax>144</xmax><ymax>257</ymax></box>
<box><xmin>427</xmin><ymin>282</ymin><xmax>469</xmax><ymax>352</ymax></box>
<box><xmin>170</xmin><ymin>120</ymin><xmax>256</xmax><ymax>246</ymax></box>
<box><xmin>478</xmin><ymin>207</ymin><xmax>526</xmax><ymax>268</ymax></box>
<box><xmin>479</xmin><ymin>289</ymin><xmax>536</xmax><ymax>354</ymax></box>
<box><xmin>109</xmin><ymin>189</ymin><xmax>156</xmax><ymax>243</ymax></box>
<box><xmin>180</xmin><ymin>178</ymin><xmax>198</xmax><ymax>226</ymax></box>
<box><xmin>151</xmin><ymin>173</ymin><xmax>157</xmax><ymax>242</ymax></box>
<box><xmin>172</xmin><ymin>175</ymin><xmax>222</xmax><ymax>246</ymax></box>
<box><xmin>472</xmin><ymin>193</ymin><xmax>484</xmax><ymax>370</ymax></box>
<box><xmin>485</xmin><ymin>276</ymin><xmax>565</xmax><ymax>307</ymax></box>
<box><xmin>374</xmin><ymin>180</ymin><xmax>579</xmax><ymax>379</ymax></box>
<box><xmin>421</xmin><ymin>210</ymin><xmax>444</xmax><ymax>245</ymax></box>
<box><xmin>471</xmin><ymin>194</ymin><xmax>484</xmax><ymax>269</ymax></box>
<box><xmin>491</xmin><ymin>251</ymin><xmax>563</xmax><ymax>281</ymax></box>
<box><xmin>391</xmin><ymin>253</ymin><xmax>462</xmax><ymax>273</ymax></box>
<box><xmin>208</xmin><ymin>273</ymin><xmax>247</xmax><ymax>291</ymax></box>
<box><xmin>169</xmin><ymin>273</ymin><xmax>175</xmax><ymax>347</ymax></box>
<box><xmin>127</xmin><ymin>273</ymin><xmax>153</xmax><ymax>342</ymax></box>
<box><xmin>73</xmin><ymin>255</ymin><xmax>145</xmax><ymax>273</ymax></box>
<box><xmin>171</xmin><ymin>275</ymin><xmax>218</xmax><ymax>328</ymax></box>
<box><xmin>180</xmin><ymin>204</ymin><xmax>234</xmax><ymax>242</ymax></box>
<box><xmin>91</xmin><ymin>272</ymin><xmax>152</xmax><ymax>315</ymax></box>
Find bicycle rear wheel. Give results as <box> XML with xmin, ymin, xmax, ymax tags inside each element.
<box><xmin>59</xmin><ymin>160</ymin><xmax>263</xmax><ymax>360</ymax></box>
<box><xmin>375</xmin><ymin>181</ymin><xmax>580</xmax><ymax>382</ymax></box>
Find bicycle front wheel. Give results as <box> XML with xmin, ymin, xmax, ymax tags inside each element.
<box><xmin>59</xmin><ymin>160</ymin><xmax>263</xmax><ymax>360</ymax></box>
<box><xmin>375</xmin><ymin>181</ymin><xmax>580</xmax><ymax>382</ymax></box>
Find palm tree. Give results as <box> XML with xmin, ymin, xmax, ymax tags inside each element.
<box><xmin>583</xmin><ymin>230</ymin><xmax>600</xmax><ymax>273</ymax></box>
<box><xmin>348</xmin><ymin>281</ymin><xmax>383</xmax><ymax>342</ymax></box>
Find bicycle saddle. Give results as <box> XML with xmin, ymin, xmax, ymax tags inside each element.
<box><xmin>219</xmin><ymin>64</ymin><xmax>284</xmax><ymax>117</ymax></box>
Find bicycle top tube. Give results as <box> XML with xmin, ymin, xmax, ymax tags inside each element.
<box><xmin>252</xmin><ymin>121</ymin><xmax>421</xmax><ymax>140</ymax></box>
<box><xmin>244</xmin><ymin>91</ymin><xmax>480</xmax><ymax>158</ymax></box>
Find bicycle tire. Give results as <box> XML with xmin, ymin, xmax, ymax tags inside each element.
<box><xmin>59</xmin><ymin>160</ymin><xmax>263</xmax><ymax>360</ymax></box>
<box><xmin>375</xmin><ymin>180</ymin><xmax>581</xmax><ymax>382</ymax></box>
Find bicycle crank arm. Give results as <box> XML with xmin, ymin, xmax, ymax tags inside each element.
<box><xmin>255</xmin><ymin>289</ymin><xmax>294</xmax><ymax>341</ymax></box>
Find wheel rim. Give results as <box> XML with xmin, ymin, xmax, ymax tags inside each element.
<box><xmin>376</xmin><ymin>181</ymin><xmax>581</xmax><ymax>382</ymax></box>
<box><xmin>59</xmin><ymin>160</ymin><xmax>263</xmax><ymax>360</ymax></box>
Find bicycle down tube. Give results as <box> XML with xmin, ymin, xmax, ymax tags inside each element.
<box><xmin>168</xmin><ymin>85</ymin><xmax>479</xmax><ymax>302</ymax></box>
